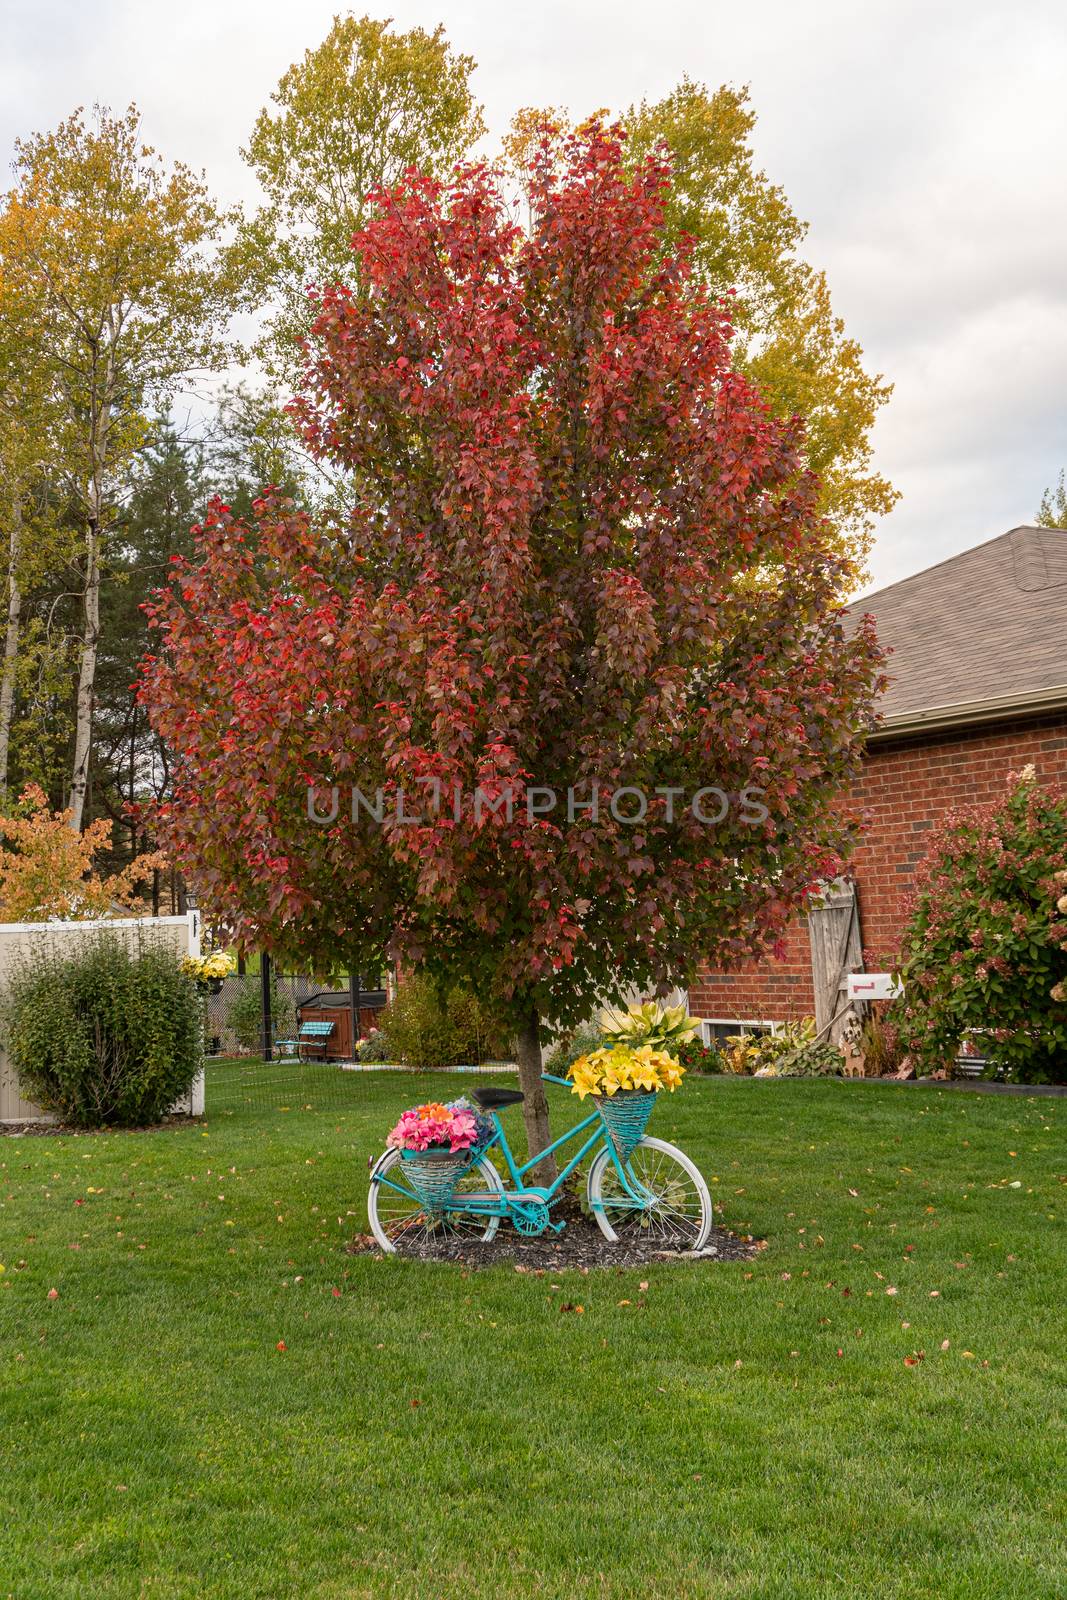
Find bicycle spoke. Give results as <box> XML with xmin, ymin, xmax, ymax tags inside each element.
<box><xmin>369</xmin><ymin>1153</ymin><xmax>503</xmax><ymax>1252</ymax></box>
<box><xmin>596</xmin><ymin>1143</ymin><xmax>706</xmax><ymax>1245</ymax></box>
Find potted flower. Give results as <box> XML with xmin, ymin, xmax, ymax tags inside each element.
<box><xmin>385</xmin><ymin>1100</ymin><xmax>482</xmax><ymax>1207</ymax></box>
<box><xmin>568</xmin><ymin>1044</ymin><xmax>686</xmax><ymax>1158</ymax></box>
<box><xmin>180</xmin><ymin>950</ymin><xmax>236</xmax><ymax>995</ymax></box>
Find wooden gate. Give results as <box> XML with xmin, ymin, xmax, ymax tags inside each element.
<box><xmin>807</xmin><ymin>879</ymin><xmax>864</xmax><ymax>1042</ymax></box>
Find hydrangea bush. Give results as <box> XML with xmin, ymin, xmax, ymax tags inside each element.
<box><xmin>892</xmin><ymin>768</ymin><xmax>1067</xmax><ymax>1082</ymax></box>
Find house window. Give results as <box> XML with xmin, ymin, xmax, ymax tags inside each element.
<box><xmin>702</xmin><ymin>1019</ymin><xmax>777</xmax><ymax>1050</ymax></box>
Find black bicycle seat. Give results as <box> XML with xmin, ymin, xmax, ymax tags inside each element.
<box><xmin>471</xmin><ymin>1087</ymin><xmax>525</xmax><ymax>1111</ymax></box>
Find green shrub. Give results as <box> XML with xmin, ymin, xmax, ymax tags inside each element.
<box><xmin>225</xmin><ymin>973</ymin><xmax>296</xmax><ymax>1052</ymax></box>
<box><xmin>894</xmin><ymin>768</ymin><xmax>1067</xmax><ymax>1082</ymax></box>
<box><xmin>3</xmin><ymin>935</ymin><xmax>203</xmax><ymax>1126</ymax></box>
<box><xmin>543</xmin><ymin>1018</ymin><xmax>605</xmax><ymax>1077</ymax></box>
<box><xmin>724</xmin><ymin>1019</ymin><xmax>843</xmax><ymax>1078</ymax></box>
<box><xmin>355</xmin><ymin>1026</ymin><xmax>390</xmax><ymax>1063</ymax></box>
<box><xmin>778</xmin><ymin>1040</ymin><xmax>844</xmax><ymax>1078</ymax></box>
<box><xmin>378</xmin><ymin>975</ymin><xmax>510</xmax><ymax>1068</ymax></box>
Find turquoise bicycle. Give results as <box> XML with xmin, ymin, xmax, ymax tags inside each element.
<box><xmin>367</xmin><ymin>1072</ymin><xmax>712</xmax><ymax>1253</ymax></box>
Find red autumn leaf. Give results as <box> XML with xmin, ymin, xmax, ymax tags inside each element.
<box><xmin>138</xmin><ymin>122</ymin><xmax>884</xmax><ymax>1156</ymax></box>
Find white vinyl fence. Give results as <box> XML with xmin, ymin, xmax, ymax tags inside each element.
<box><xmin>0</xmin><ymin>911</ymin><xmax>203</xmax><ymax>1123</ymax></box>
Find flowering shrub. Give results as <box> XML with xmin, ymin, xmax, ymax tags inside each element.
<box><xmin>355</xmin><ymin>1027</ymin><xmax>391</xmax><ymax>1063</ymax></box>
<box><xmin>672</xmin><ymin>1035</ymin><xmax>723</xmax><ymax>1073</ymax></box>
<box><xmin>893</xmin><ymin>768</ymin><xmax>1067</xmax><ymax>1082</ymax></box>
<box><xmin>569</xmin><ymin>1045</ymin><xmax>685</xmax><ymax>1099</ymax></box>
<box><xmin>386</xmin><ymin>1100</ymin><xmax>480</xmax><ymax>1153</ymax></box>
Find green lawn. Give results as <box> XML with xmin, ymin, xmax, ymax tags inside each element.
<box><xmin>1</xmin><ymin>1069</ymin><xmax>1064</xmax><ymax>1599</ymax></box>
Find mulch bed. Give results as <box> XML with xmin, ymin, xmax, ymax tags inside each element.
<box><xmin>347</xmin><ymin>1193</ymin><xmax>760</xmax><ymax>1269</ymax></box>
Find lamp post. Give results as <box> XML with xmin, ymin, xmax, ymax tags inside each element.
<box><xmin>261</xmin><ymin>953</ymin><xmax>273</xmax><ymax>1062</ymax></box>
<box><xmin>348</xmin><ymin>970</ymin><xmax>362</xmax><ymax>1064</ymax></box>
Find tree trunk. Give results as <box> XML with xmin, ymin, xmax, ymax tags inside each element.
<box><xmin>515</xmin><ymin>1003</ymin><xmax>556</xmax><ymax>1185</ymax></box>
<box><xmin>0</xmin><ymin>494</ymin><xmax>23</xmax><ymax>802</ymax></box>
<box><xmin>68</xmin><ymin>519</ymin><xmax>100</xmax><ymax>831</ymax></box>
<box><xmin>69</xmin><ymin>375</ymin><xmax>112</xmax><ymax>833</ymax></box>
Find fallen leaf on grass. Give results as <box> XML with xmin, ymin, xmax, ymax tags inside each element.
<box><xmin>885</xmin><ymin>1286</ymin><xmax>898</xmax><ymax>1296</ymax></box>
<box><xmin>639</xmin><ymin>1281</ymin><xmax>649</xmax><ymax>1291</ymax></box>
<box><xmin>962</xmin><ymin>1350</ymin><xmax>975</xmax><ymax>1360</ymax></box>
<box><xmin>617</xmin><ymin>1299</ymin><xmax>631</xmax><ymax>1307</ymax></box>
<box><xmin>331</xmin><ymin>1287</ymin><xmax>342</xmax><ymax>1299</ymax></box>
<box><xmin>941</xmin><ymin>1340</ymin><xmax>950</xmax><ymax>1351</ymax></box>
<box><xmin>559</xmin><ymin>1303</ymin><xmax>584</xmax><ymax>1315</ymax></box>
<box><xmin>903</xmin><ymin>1351</ymin><xmax>925</xmax><ymax>1368</ymax></box>
<box><xmin>276</xmin><ymin>1341</ymin><xmax>287</xmax><ymax>1352</ymax></box>
<box><xmin>46</xmin><ymin>1288</ymin><xmax>58</xmax><ymax>1301</ymax></box>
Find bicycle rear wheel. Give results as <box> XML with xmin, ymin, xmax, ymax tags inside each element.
<box><xmin>367</xmin><ymin>1148</ymin><xmax>504</xmax><ymax>1254</ymax></box>
<box><xmin>587</xmin><ymin>1136</ymin><xmax>712</xmax><ymax>1249</ymax></box>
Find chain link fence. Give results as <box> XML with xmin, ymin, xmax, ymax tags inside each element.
<box><xmin>201</xmin><ymin>970</ymin><xmax>516</xmax><ymax>1117</ymax></box>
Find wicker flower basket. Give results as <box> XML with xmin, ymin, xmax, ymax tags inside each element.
<box><xmin>594</xmin><ymin>1089</ymin><xmax>657</xmax><ymax>1161</ymax></box>
<box><xmin>399</xmin><ymin>1147</ymin><xmax>470</xmax><ymax>1208</ymax></box>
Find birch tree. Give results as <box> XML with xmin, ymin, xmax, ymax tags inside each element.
<box><xmin>0</xmin><ymin>254</ymin><xmax>64</xmax><ymax>802</ymax></box>
<box><xmin>0</xmin><ymin>105</ymin><xmax>236</xmax><ymax>829</ymax></box>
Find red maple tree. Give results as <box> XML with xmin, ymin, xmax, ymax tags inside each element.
<box><xmin>140</xmin><ymin>124</ymin><xmax>883</xmax><ymax>1156</ymax></box>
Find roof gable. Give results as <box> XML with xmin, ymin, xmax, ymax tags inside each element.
<box><xmin>847</xmin><ymin>525</ymin><xmax>1067</xmax><ymax>731</ymax></box>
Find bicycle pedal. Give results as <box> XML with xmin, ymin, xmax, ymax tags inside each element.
<box><xmin>549</xmin><ymin>1219</ymin><xmax>566</xmax><ymax>1235</ymax></box>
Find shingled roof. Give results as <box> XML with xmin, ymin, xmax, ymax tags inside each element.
<box><xmin>847</xmin><ymin>525</ymin><xmax>1067</xmax><ymax>738</ymax></box>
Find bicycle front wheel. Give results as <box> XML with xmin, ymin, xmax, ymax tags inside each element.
<box><xmin>587</xmin><ymin>1136</ymin><xmax>712</xmax><ymax>1249</ymax></box>
<box><xmin>367</xmin><ymin>1148</ymin><xmax>504</xmax><ymax>1254</ymax></box>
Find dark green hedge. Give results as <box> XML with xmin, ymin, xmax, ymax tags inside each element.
<box><xmin>3</xmin><ymin>935</ymin><xmax>203</xmax><ymax>1126</ymax></box>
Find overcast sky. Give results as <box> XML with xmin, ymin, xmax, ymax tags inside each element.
<box><xmin>3</xmin><ymin>0</ymin><xmax>1066</xmax><ymax>594</ymax></box>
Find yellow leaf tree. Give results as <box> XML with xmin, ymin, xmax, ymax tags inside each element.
<box><xmin>0</xmin><ymin>785</ymin><xmax>164</xmax><ymax>922</ymax></box>
<box><xmin>237</xmin><ymin>13</ymin><xmax>486</xmax><ymax>379</ymax></box>
<box><xmin>0</xmin><ymin>105</ymin><xmax>238</xmax><ymax>830</ymax></box>
<box><xmin>508</xmin><ymin>83</ymin><xmax>897</xmax><ymax>582</ymax></box>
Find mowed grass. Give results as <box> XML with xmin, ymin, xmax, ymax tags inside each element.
<box><xmin>0</xmin><ymin>1069</ymin><xmax>1064</xmax><ymax>1600</ymax></box>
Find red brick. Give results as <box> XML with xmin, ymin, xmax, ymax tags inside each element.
<box><xmin>693</xmin><ymin>712</ymin><xmax>1067</xmax><ymax>1024</ymax></box>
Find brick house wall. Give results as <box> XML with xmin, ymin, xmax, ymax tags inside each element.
<box><xmin>689</xmin><ymin>710</ymin><xmax>1067</xmax><ymax>1030</ymax></box>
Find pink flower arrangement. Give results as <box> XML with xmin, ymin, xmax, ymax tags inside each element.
<box><xmin>386</xmin><ymin>1101</ymin><xmax>479</xmax><ymax>1154</ymax></box>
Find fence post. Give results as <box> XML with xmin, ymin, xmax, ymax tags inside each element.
<box><xmin>261</xmin><ymin>954</ymin><xmax>273</xmax><ymax>1062</ymax></box>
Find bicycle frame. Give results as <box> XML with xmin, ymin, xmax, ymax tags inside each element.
<box><xmin>371</xmin><ymin>1071</ymin><xmax>647</xmax><ymax>1218</ymax></box>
